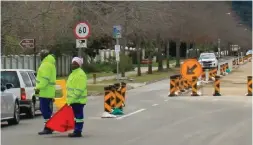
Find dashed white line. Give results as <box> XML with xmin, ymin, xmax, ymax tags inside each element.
<box><xmin>164</xmin><ymin>99</ymin><xmax>169</xmax><ymax>102</ymax></box>
<box><xmin>152</xmin><ymin>104</ymin><xmax>159</xmax><ymax>106</ymax></box>
<box><xmin>116</xmin><ymin>108</ymin><xmax>146</xmax><ymax>120</ymax></box>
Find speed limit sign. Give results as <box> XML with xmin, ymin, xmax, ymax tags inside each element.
<box><xmin>74</xmin><ymin>22</ymin><xmax>91</xmax><ymax>39</ymax></box>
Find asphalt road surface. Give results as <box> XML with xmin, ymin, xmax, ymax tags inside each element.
<box><xmin>2</xmin><ymin>56</ymin><xmax>251</xmax><ymax>145</ymax></box>
<box><xmin>2</xmin><ymin>78</ymin><xmax>252</xmax><ymax>145</ymax></box>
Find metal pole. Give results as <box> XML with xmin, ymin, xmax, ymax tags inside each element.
<box><xmin>218</xmin><ymin>38</ymin><xmax>221</xmax><ymax>58</ymax></box>
<box><xmin>34</xmin><ymin>39</ymin><xmax>36</xmax><ymax>71</ymax></box>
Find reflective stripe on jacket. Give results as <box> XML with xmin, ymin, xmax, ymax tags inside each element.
<box><xmin>66</xmin><ymin>68</ymin><xmax>87</xmax><ymax>105</ymax></box>
<box><xmin>35</xmin><ymin>54</ymin><xmax>56</xmax><ymax>98</ymax></box>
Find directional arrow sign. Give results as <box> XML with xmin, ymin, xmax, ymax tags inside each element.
<box><xmin>187</xmin><ymin>64</ymin><xmax>198</xmax><ymax>75</ymax></box>
<box><xmin>180</xmin><ymin>59</ymin><xmax>202</xmax><ymax>81</ymax></box>
<box><xmin>19</xmin><ymin>39</ymin><xmax>35</xmax><ymax>49</ymax></box>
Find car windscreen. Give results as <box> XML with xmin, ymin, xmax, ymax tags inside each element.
<box><xmin>199</xmin><ymin>54</ymin><xmax>215</xmax><ymax>59</ymax></box>
<box><xmin>0</xmin><ymin>71</ymin><xmax>20</xmax><ymax>88</ymax></box>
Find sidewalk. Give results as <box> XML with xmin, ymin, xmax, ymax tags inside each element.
<box><xmin>198</xmin><ymin>62</ymin><xmax>252</xmax><ymax>96</ymax></box>
<box><xmin>87</xmin><ymin>63</ymin><xmax>176</xmax><ymax>83</ymax></box>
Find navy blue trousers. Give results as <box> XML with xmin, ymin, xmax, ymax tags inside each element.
<box><xmin>70</xmin><ymin>103</ymin><xmax>85</xmax><ymax>133</ymax></box>
<box><xmin>39</xmin><ymin>98</ymin><xmax>53</xmax><ymax>123</ymax></box>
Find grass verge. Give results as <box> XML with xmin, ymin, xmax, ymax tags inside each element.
<box><xmin>57</xmin><ymin>72</ymin><xmax>114</xmax><ymax>80</ymax></box>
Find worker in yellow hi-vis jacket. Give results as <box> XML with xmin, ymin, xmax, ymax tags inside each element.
<box><xmin>35</xmin><ymin>49</ymin><xmax>56</xmax><ymax>135</ymax></box>
<box><xmin>66</xmin><ymin>57</ymin><xmax>87</xmax><ymax>137</ymax></box>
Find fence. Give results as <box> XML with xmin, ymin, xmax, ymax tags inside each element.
<box><xmin>0</xmin><ymin>49</ymin><xmax>137</xmax><ymax>76</ymax></box>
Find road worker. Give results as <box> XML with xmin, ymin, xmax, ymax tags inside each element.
<box><xmin>66</xmin><ymin>57</ymin><xmax>87</xmax><ymax>137</ymax></box>
<box><xmin>35</xmin><ymin>49</ymin><xmax>56</xmax><ymax>135</ymax></box>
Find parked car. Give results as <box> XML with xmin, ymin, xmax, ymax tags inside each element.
<box><xmin>198</xmin><ymin>52</ymin><xmax>218</xmax><ymax>69</ymax></box>
<box><xmin>1</xmin><ymin>83</ymin><xmax>20</xmax><ymax>125</ymax></box>
<box><xmin>0</xmin><ymin>69</ymin><xmax>39</xmax><ymax>118</ymax></box>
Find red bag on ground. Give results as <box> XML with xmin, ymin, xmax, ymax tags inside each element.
<box><xmin>46</xmin><ymin>104</ymin><xmax>75</xmax><ymax>132</ymax></box>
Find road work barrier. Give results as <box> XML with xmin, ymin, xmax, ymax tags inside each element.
<box><xmin>101</xmin><ymin>82</ymin><xmax>127</xmax><ymax>118</ymax></box>
<box><xmin>191</xmin><ymin>76</ymin><xmax>199</xmax><ymax>96</ymax></box>
<box><xmin>213</xmin><ymin>75</ymin><xmax>221</xmax><ymax>96</ymax></box>
<box><xmin>169</xmin><ymin>75</ymin><xmax>177</xmax><ymax>97</ymax></box>
<box><xmin>121</xmin><ymin>82</ymin><xmax>127</xmax><ymax>107</ymax></box>
<box><xmin>54</xmin><ymin>80</ymin><xmax>67</xmax><ymax>110</ymax></box>
<box><xmin>246</xmin><ymin>76</ymin><xmax>252</xmax><ymax>96</ymax></box>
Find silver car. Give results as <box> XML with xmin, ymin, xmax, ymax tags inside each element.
<box><xmin>1</xmin><ymin>83</ymin><xmax>20</xmax><ymax>125</ymax></box>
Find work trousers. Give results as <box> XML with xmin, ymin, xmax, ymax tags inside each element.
<box><xmin>39</xmin><ymin>97</ymin><xmax>53</xmax><ymax>123</ymax></box>
<box><xmin>70</xmin><ymin>103</ymin><xmax>85</xmax><ymax>133</ymax></box>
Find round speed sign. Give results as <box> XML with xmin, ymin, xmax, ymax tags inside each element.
<box><xmin>74</xmin><ymin>22</ymin><xmax>91</xmax><ymax>39</ymax></box>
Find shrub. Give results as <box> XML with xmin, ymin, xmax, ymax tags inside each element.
<box><xmin>112</xmin><ymin>54</ymin><xmax>135</xmax><ymax>73</ymax></box>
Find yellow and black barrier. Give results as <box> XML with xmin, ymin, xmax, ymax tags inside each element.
<box><xmin>191</xmin><ymin>76</ymin><xmax>199</xmax><ymax>96</ymax></box>
<box><xmin>213</xmin><ymin>75</ymin><xmax>221</xmax><ymax>96</ymax></box>
<box><xmin>104</xmin><ymin>86</ymin><xmax>113</xmax><ymax>113</ymax></box>
<box><xmin>121</xmin><ymin>82</ymin><xmax>127</xmax><ymax>107</ymax></box>
<box><xmin>114</xmin><ymin>83</ymin><xmax>124</xmax><ymax>111</ymax></box>
<box><xmin>110</xmin><ymin>85</ymin><xmax>116</xmax><ymax>109</ymax></box>
<box><xmin>179</xmin><ymin>76</ymin><xmax>185</xmax><ymax>92</ymax></box>
<box><xmin>169</xmin><ymin>75</ymin><xmax>177</xmax><ymax>97</ymax></box>
<box><xmin>246</xmin><ymin>76</ymin><xmax>252</xmax><ymax>96</ymax></box>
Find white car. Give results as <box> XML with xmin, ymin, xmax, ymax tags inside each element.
<box><xmin>0</xmin><ymin>69</ymin><xmax>40</xmax><ymax>118</ymax></box>
<box><xmin>198</xmin><ymin>53</ymin><xmax>218</xmax><ymax>69</ymax></box>
<box><xmin>1</xmin><ymin>83</ymin><xmax>20</xmax><ymax>125</ymax></box>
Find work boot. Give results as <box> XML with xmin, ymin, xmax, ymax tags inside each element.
<box><xmin>68</xmin><ymin>132</ymin><xmax>82</xmax><ymax>137</ymax></box>
<box><xmin>38</xmin><ymin>127</ymin><xmax>53</xmax><ymax>135</ymax></box>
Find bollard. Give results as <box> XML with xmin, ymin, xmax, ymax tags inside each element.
<box><xmin>187</xmin><ymin>79</ymin><xmax>191</xmax><ymax>89</ymax></box>
<box><xmin>213</xmin><ymin>76</ymin><xmax>221</xmax><ymax>96</ymax></box>
<box><xmin>183</xmin><ymin>78</ymin><xmax>188</xmax><ymax>90</ymax></box>
<box><xmin>104</xmin><ymin>86</ymin><xmax>112</xmax><ymax>113</ymax></box>
<box><xmin>179</xmin><ymin>76</ymin><xmax>185</xmax><ymax>92</ymax></box>
<box><xmin>110</xmin><ymin>85</ymin><xmax>116</xmax><ymax>109</ymax></box>
<box><xmin>93</xmin><ymin>73</ymin><xmax>96</xmax><ymax>84</ymax></box>
<box><xmin>120</xmin><ymin>82</ymin><xmax>127</xmax><ymax>107</ymax></box>
<box><xmin>175</xmin><ymin>75</ymin><xmax>180</xmax><ymax>94</ymax></box>
<box><xmin>114</xmin><ymin>83</ymin><xmax>124</xmax><ymax>111</ymax></box>
<box><xmin>169</xmin><ymin>75</ymin><xmax>177</xmax><ymax>97</ymax></box>
<box><xmin>246</xmin><ymin>76</ymin><xmax>252</xmax><ymax>96</ymax></box>
<box><xmin>191</xmin><ymin>76</ymin><xmax>199</xmax><ymax>96</ymax></box>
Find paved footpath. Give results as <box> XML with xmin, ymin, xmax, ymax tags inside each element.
<box><xmin>194</xmin><ymin>61</ymin><xmax>252</xmax><ymax>97</ymax></box>
<box><xmin>2</xmin><ymin>56</ymin><xmax>251</xmax><ymax>145</ymax></box>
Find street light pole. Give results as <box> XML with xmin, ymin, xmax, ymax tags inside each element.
<box><xmin>218</xmin><ymin>38</ymin><xmax>221</xmax><ymax>58</ymax></box>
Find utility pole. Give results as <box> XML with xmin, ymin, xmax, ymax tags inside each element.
<box><xmin>78</xmin><ymin>1</ymin><xmax>84</xmax><ymax>58</ymax></box>
<box><xmin>217</xmin><ymin>39</ymin><xmax>220</xmax><ymax>57</ymax></box>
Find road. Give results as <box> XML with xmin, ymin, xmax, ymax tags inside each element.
<box><xmin>2</xmin><ymin>56</ymin><xmax>251</xmax><ymax>145</ymax></box>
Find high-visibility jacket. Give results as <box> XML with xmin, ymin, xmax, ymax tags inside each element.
<box><xmin>66</xmin><ymin>68</ymin><xmax>87</xmax><ymax>105</ymax></box>
<box><xmin>35</xmin><ymin>54</ymin><xmax>56</xmax><ymax>98</ymax></box>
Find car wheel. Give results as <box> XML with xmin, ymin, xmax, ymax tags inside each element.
<box><xmin>26</xmin><ymin>101</ymin><xmax>35</xmax><ymax>118</ymax></box>
<box><xmin>8</xmin><ymin>101</ymin><xmax>20</xmax><ymax>125</ymax></box>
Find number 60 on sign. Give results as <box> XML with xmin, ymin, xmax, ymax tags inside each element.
<box><xmin>74</xmin><ymin>22</ymin><xmax>91</xmax><ymax>39</ymax></box>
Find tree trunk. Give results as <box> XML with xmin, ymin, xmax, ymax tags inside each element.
<box><xmin>166</xmin><ymin>41</ymin><xmax>170</xmax><ymax>70</ymax></box>
<box><xmin>157</xmin><ymin>34</ymin><xmax>163</xmax><ymax>71</ymax></box>
<box><xmin>175</xmin><ymin>40</ymin><xmax>180</xmax><ymax>67</ymax></box>
<box><xmin>136</xmin><ymin>37</ymin><xmax>141</xmax><ymax>76</ymax></box>
<box><xmin>148</xmin><ymin>52</ymin><xmax>152</xmax><ymax>74</ymax></box>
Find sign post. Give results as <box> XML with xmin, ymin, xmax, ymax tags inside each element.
<box><xmin>113</xmin><ymin>25</ymin><xmax>122</xmax><ymax>81</ymax></box>
<box><xmin>74</xmin><ymin>22</ymin><xmax>91</xmax><ymax>58</ymax></box>
<box><xmin>19</xmin><ymin>39</ymin><xmax>36</xmax><ymax>70</ymax></box>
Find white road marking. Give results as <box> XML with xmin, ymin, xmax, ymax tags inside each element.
<box><xmin>152</xmin><ymin>104</ymin><xmax>159</xmax><ymax>106</ymax></box>
<box><xmin>164</xmin><ymin>99</ymin><xmax>169</xmax><ymax>102</ymax></box>
<box><xmin>116</xmin><ymin>108</ymin><xmax>146</xmax><ymax>120</ymax></box>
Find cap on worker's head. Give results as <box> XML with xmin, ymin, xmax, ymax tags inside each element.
<box><xmin>39</xmin><ymin>49</ymin><xmax>50</xmax><ymax>57</ymax></box>
<box><xmin>72</xmin><ymin>57</ymin><xmax>83</xmax><ymax>67</ymax></box>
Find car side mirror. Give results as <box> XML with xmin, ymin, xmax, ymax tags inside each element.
<box><xmin>1</xmin><ymin>86</ymin><xmax>6</xmax><ymax>92</ymax></box>
<box><xmin>6</xmin><ymin>83</ymin><xmax>14</xmax><ymax>89</ymax></box>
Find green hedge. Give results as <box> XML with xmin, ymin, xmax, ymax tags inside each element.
<box><xmin>82</xmin><ymin>55</ymin><xmax>135</xmax><ymax>73</ymax></box>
